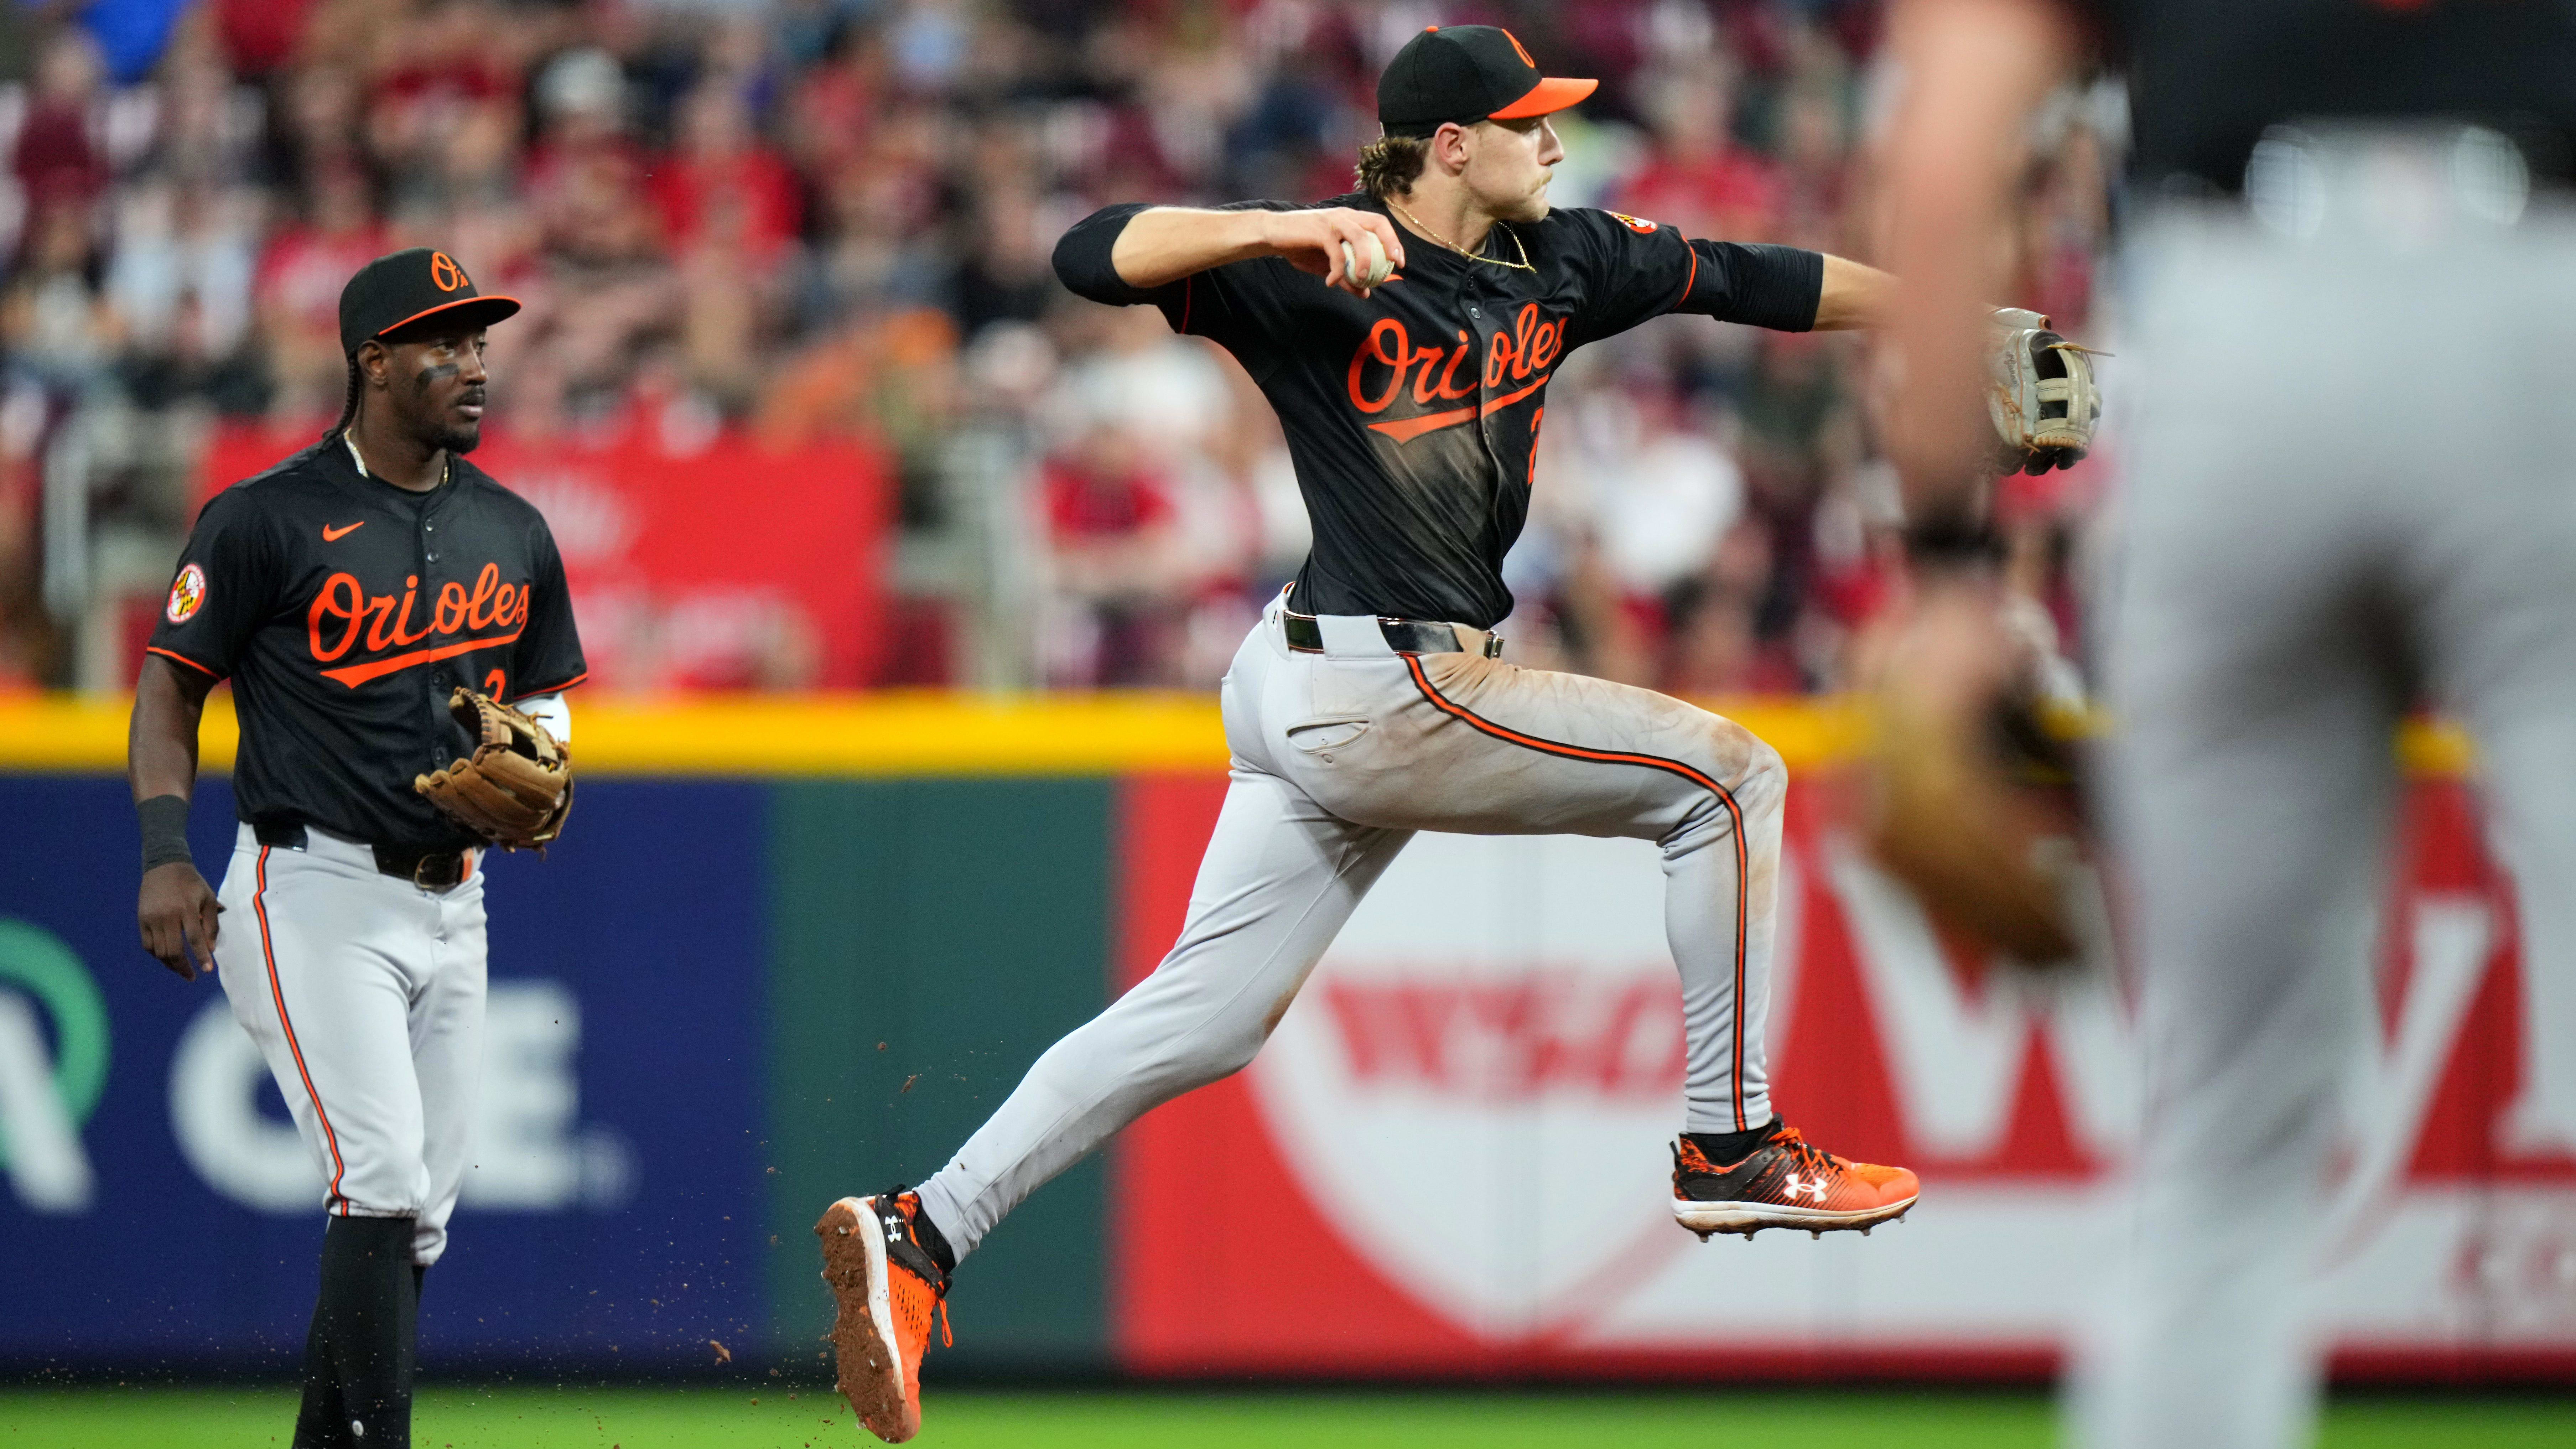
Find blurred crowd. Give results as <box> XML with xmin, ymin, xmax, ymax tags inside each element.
<box><xmin>0</xmin><ymin>0</ymin><xmax>2117</xmax><ymax>692</ymax></box>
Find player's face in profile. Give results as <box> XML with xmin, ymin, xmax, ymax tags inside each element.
<box><xmin>388</xmin><ymin>327</ymin><xmax>491</xmax><ymax>454</ymax></box>
<box><xmin>1464</xmin><ymin>115</ymin><xmax>1563</xmax><ymax>223</ymax></box>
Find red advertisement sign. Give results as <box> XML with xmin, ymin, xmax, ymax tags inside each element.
<box><xmin>199</xmin><ymin>423</ymin><xmax>892</xmax><ymax>689</ymax></box>
<box><xmin>1111</xmin><ymin>773</ymin><xmax>2576</xmax><ymax>1382</ymax></box>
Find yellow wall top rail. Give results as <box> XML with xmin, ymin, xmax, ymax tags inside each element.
<box><xmin>0</xmin><ymin>692</ymin><xmax>2469</xmax><ymax>778</ymax></box>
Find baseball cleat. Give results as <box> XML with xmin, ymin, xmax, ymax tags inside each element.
<box><xmin>1671</xmin><ymin>1121</ymin><xmax>1919</xmax><ymax>1240</ymax></box>
<box><xmin>816</xmin><ymin>1188</ymin><xmax>951</xmax><ymax>1444</ymax></box>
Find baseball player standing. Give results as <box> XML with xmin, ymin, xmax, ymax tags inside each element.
<box><xmin>1880</xmin><ymin>3</ymin><xmax>2576</xmax><ymax>1448</ymax></box>
<box><xmin>129</xmin><ymin>248</ymin><xmax>583</xmax><ymax>1449</ymax></box>
<box><xmin>809</xmin><ymin>27</ymin><xmax>2047</xmax><ymax>1443</ymax></box>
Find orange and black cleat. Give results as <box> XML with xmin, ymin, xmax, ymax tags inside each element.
<box><xmin>816</xmin><ymin>1188</ymin><xmax>952</xmax><ymax>1444</ymax></box>
<box><xmin>1672</xmin><ymin>1121</ymin><xmax>1919</xmax><ymax>1240</ymax></box>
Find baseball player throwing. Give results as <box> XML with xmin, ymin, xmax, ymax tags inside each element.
<box><xmin>816</xmin><ymin>27</ymin><xmax>2072</xmax><ymax>1442</ymax></box>
<box><xmin>129</xmin><ymin>248</ymin><xmax>583</xmax><ymax>1449</ymax></box>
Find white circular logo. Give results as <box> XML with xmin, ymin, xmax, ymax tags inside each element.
<box><xmin>165</xmin><ymin>564</ymin><xmax>207</xmax><ymax>624</ymax></box>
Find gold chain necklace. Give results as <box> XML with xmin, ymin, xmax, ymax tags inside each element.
<box><xmin>1387</xmin><ymin>198</ymin><xmax>1534</xmax><ymax>272</ymax></box>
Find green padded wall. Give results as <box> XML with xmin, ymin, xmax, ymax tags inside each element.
<box><xmin>765</xmin><ymin>779</ymin><xmax>1113</xmax><ymax>1372</ymax></box>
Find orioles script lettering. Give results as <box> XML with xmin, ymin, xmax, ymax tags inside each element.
<box><xmin>306</xmin><ymin>562</ymin><xmax>527</xmax><ymax>687</ymax></box>
<box><xmin>1347</xmin><ymin>302</ymin><xmax>1564</xmax><ymax>444</ymax></box>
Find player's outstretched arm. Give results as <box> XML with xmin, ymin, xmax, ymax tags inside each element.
<box><xmin>1067</xmin><ymin>205</ymin><xmax>1407</xmax><ymax>299</ymax></box>
<box><xmin>129</xmin><ymin>653</ymin><xmax>222</xmax><ymax>980</ymax></box>
<box><xmin>1813</xmin><ymin>255</ymin><xmax>1901</xmax><ymax>331</ymax></box>
<box><xmin>1880</xmin><ymin>0</ymin><xmax>2079</xmax><ymax>511</ymax></box>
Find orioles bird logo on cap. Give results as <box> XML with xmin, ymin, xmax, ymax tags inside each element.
<box><xmin>430</xmin><ymin>251</ymin><xmax>469</xmax><ymax>292</ymax></box>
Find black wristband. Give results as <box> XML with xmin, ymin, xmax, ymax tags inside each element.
<box><xmin>139</xmin><ymin>794</ymin><xmax>194</xmax><ymax>874</ymax></box>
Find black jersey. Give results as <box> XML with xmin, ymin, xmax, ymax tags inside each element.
<box><xmin>2094</xmin><ymin>0</ymin><xmax>2576</xmax><ymax>193</ymax></box>
<box><xmin>1055</xmin><ymin>195</ymin><xmax>1823</xmax><ymax>628</ymax></box>
<box><xmin>148</xmin><ymin>435</ymin><xmax>587</xmax><ymax>851</ymax></box>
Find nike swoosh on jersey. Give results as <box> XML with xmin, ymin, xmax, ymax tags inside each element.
<box><xmin>323</xmin><ymin>522</ymin><xmax>364</xmax><ymax>541</ymax></box>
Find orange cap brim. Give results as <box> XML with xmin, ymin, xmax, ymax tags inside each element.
<box><xmin>1488</xmin><ymin>75</ymin><xmax>1597</xmax><ymax>120</ymax></box>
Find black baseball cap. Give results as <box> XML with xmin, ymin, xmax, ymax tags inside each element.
<box><xmin>1377</xmin><ymin>25</ymin><xmax>1597</xmax><ymax>138</ymax></box>
<box><xmin>338</xmin><ymin>247</ymin><xmax>521</xmax><ymax>356</ymax></box>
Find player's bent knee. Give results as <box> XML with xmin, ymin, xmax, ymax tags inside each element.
<box><xmin>1656</xmin><ymin>721</ymin><xmax>1785</xmax><ymax>855</ymax></box>
<box><xmin>1740</xmin><ymin>734</ymin><xmax>1787</xmax><ymax>806</ymax></box>
<box><xmin>1695</xmin><ymin>715</ymin><xmax>1787</xmax><ymax>804</ymax></box>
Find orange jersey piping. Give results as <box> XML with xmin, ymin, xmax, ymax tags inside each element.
<box><xmin>254</xmin><ymin>846</ymin><xmax>352</xmax><ymax>1211</ymax></box>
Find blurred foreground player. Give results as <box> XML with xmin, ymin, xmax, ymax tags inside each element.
<box><xmin>1880</xmin><ymin>3</ymin><xmax>2576</xmax><ymax>1446</ymax></box>
<box><xmin>128</xmin><ymin>249</ymin><xmax>582</xmax><ymax>1449</ymax></box>
<box><xmin>814</xmin><ymin>25</ymin><xmax>2086</xmax><ymax>1444</ymax></box>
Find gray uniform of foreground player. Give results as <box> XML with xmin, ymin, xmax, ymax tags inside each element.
<box><xmin>2086</xmin><ymin>151</ymin><xmax>2576</xmax><ymax>1448</ymax></box>
<box><xmin>1881</xmin><ymin>1</ymin><xmax>2576</xmax><ymax>1440</ymax></box>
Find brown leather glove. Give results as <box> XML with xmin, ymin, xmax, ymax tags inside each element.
<box><xmin>415</xmin><ymin>688</ymin><xmax>574</xmax><ymax>851</ymax></box>
<box><xmin>1861</xmin><ymin>581</ymin><xmax>2083</xmax><ymax>964</ymax></box>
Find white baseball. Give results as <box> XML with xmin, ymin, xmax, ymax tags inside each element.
<box><xmin>1339</xmin><ymin>232</ymin><xmax>1395</xmax><ymax>289</ymax></box>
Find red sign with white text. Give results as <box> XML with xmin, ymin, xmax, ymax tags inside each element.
<box><xmin>1111</xmin><ymin>774</ymin><xmax>2576</xmax><ymax>1382</ymax></box>
<box><xmin>199</xmin><ymin>422</ymin><xmax>891</xmax><ymax>689</ymax></box>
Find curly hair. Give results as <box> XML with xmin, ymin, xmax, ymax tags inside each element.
<box><xmin>1356</xmin><ymin>134</ymin><xmax>1429</xmax><ymax>199</ymax></box>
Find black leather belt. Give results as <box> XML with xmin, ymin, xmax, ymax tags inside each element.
<box><xmin>254</xmin><ymin>821</ymin><xmax>472</xmax><ymax>889</ymax></box>
<box><xmin>1283</xmin><ymin>610</ymin><xmax>1502</xmax><ymax>658</ymax></box>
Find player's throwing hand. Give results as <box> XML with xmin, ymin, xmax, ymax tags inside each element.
<box><xmin>826</xmin><ymin>25</ymin><xmax>1931</xmax><ymax>1445</ymax></box>
<box><xmin>1264</xmin><ymin>207</ymin><xmax>1408</xmax><ymax>297</ymax></box>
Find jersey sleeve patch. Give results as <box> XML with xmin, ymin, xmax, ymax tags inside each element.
<box><xmin>1606</xmin><ymin>211</ymin><xmax>1662</xmax><ymax>235</ymax></box>
<box><xmin>165</xmin><ymin>564</ymin><xmax>208</xmax><ymax>624</ymax></box>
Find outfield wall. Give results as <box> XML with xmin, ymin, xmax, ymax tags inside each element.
<box><xmin>0</xmin><ymin>697</ymin><xmax>2566</xmax><ymax>1382</ymax></box>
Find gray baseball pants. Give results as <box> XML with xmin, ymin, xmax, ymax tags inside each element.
<box><xmin>918</xmin><ymin>593</ymin><xmax>1786</xmax><ymax>1258</ymax></box>
<box><xmin>2076</xmin><ymin>182</ymin><xmax>2576</xmax><ymax>1448</ymax></box>
<box><xmin>214</xmin><ymin>823</ymin><xmax>487</xmax><ymax>1267</ymax></box>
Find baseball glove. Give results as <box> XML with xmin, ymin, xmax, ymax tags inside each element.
<box><xmin>1861</xmin><ymin>586</ymin><xmax>2084</xmax><ymax>965</ymax></box>
<box><xmin>415</xmin><ymin>687</ymin><xmax>573</xmax><ymax>851</ymax></box>
<box><xmin>1987</xmin><ymin>307</ymin><xmax>2100</xmax><ymax>476</ymax></box>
